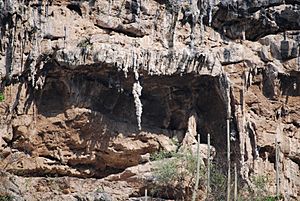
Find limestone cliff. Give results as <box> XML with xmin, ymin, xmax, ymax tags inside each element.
<box><xmin>0</xmin><ymin>0</ymin><xmax>299</xmax><ymax>200</ymax></box>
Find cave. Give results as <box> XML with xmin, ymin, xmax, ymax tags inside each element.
<box><xmin>36</xmin><ymin>63</ymin><xmax>229</xmax><ymax>165</ymax></box>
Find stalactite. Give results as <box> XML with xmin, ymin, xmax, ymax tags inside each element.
<box><xmin>169</xmin><ymin>10</ymin><xmax>179</xmax><ymax>49</ymax></box>
<box><xmin>194</xmin><ymin>0</ymin><xmax>204</xmax><ymax>45</ymax></box>
<box><xmin>132</xmin><ymin>50</ymin><xmax>138</xmax><ymax>79</ymax></box>
<box><xmin>218</xmin><ymin>73</ymin><xmax>231</xmax><ymax>103</ymax></box>
<box><xmin>162</xmin><ymin>10</ymin><xmax>168</xmax><ymax>48</ymax></box>
<box><xmin>131</xmin><ymin>0</ymin><xmax>141</xmax><ymax>22</ymax></box>
<box><xmin>132</xmin><ymin>81</ymin><xmax>143</xmax><ymax>130</ymax></box>
<box><xmin>0</xmin><ymin>29</ymin><xmax>2</xmax><ymax>53</ymax></box>
<box><xmin>32</xmin><ymin>4</ymin><xmax>36</xmax><ymax>28</ymax></box>
<box><xmin>199</xmin><ymin>13</ymin><xmax>204</xmax><ymax>45</ymax></box>
<box><xmin>5</xmin><ymin>16</ymin><xmax>15</xmax><ymax>80</ymax></box>
<box><xmin>131</xmin><ymin>52</ymin><xmax>143</xmax><ymax>130</ymax></box>
<box><xmin>64</xmin><ymin>26</ymin><xmax>67</xmax><ymax>48</ymax></box>
<box><xmin>179</xmin><ymin>49</ymin><xmax>190</xmax><ymax>75</ymax></box>
<box><xmin>236</xmin><ymin>0</ymin><xmax>239</xmax><ymax>17</ymax></box>
<box><xmin>190</xmin><ymin>24</ymin><xmax>195</xmax><ymax>52</ymax></box>
<box><xmin>242</xmin><ymin>25</ymin><xmax>246</xmax><ymax>41</ymax></box>
<box><xmin>208</xmin><ymin>0</ymin><xmax>214</xmax><ymax>27</ymax></box>
<box><xmin>297</xmin><ymin>33</ymin><xmax>300</xmax><ymax>71</ymax></box>
<box><xmin>45</xmin><ymin>0</ymin><xmax>49</xmax><ymax>18</ymax></box>
<box><xmin>0</xmin><ymin>0</ymin><xmax>3</xmax><ymax>11</ymax></box>
<box><xmin>22</xmin><ymin>0</ymin><xmax>26</xmax><ymax>15</ymax></box>
<box><xmin>123</xmin><ymin>54</ymin><xmax>129</xmax><ymax>78</ymax></box>
<box><xmin>116</xmin><ymin>77</ymin><xmax>123</xmax><ymax>93</ymax></box>
<box><xmin>5</xmin><ymin>36</ymin><xmax>13</xmax><ymax>79</ymax></box>
<box><xmin>153</xmin><ymin>9</ymin><xmax>160</xmax><ymax>36</ymax></box>
<box><xmin>165</xmin><ymin>0</ymin><xmax>181</xmax><ymax>49</ymax></box>
<box><xmin>108</xmin><ymin>0</ymin><xmax>111</xmax><ymax>24</ymax></box>
<box><xmin>30</xmin><ymin>48</ymin><xmax>37</xmax><ymax>87</ymax></box>
<box><xmin>38</xmin><ymin>0</ymin><xmax>42</xmax><ymax>24</ymax></box>
<box><xmin>246</xmin><ymin>70</ymin><xmax>252</xmax><ymax>88</ymax></box>
<box><xmin>248</xmin><ymin>122</ymin><xmax>259</xmax><ymax>159</ymax></box>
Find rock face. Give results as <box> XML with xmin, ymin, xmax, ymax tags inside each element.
<box><xmin>0</xmin><ymin>0</ymin><xmax>299</xmax><ymax>200</ymax></box>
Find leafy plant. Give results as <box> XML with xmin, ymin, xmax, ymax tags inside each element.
<box><xmin>0</xmin><ymin>193</ymin><xmax>14</xmax><ymax>201</ymax></box>
<box><xmin>150</xmin><ymin>152</ymin><xmax>182</xmax><ymax>199</ymax></box>
<box><xmin>184</xmin><ymin>149</ymin><xmax>197</xmax><ymax>175</ymax></box>
<box><xmin>150</xmin><ymin>148</ymin><xmax>205</xmax><ymax>200</ymax></box>
<box><xmin>263</xmin><ymin>196</ymin><xmax>280</xmax><ymax>201</ymax></box>
<box><xmin>77</xmin><ymin>37</ymin><xmax>93</xmax><ymax>62</ymax></box>
<box><xmin>238</xmin><ymin>175</ymin><xmax>282</xmax><ymax>201</ymax></box>
<box><xmin>77</xmin><ymin>37</ymin><xmax>93</xmax><ymax>50</ymax></box>
<box><xmin>208</xmin><ymin>163</ymin><xmax>227</xmax><ymax>200</ymax></box>
<box><xmin>252</xmin><ymin>175</ymin><xmax>268</xmax><ymax>191</ymax></box>
<box><xmin>0</xmin><ymin>92</ymin><xmax>4</xmax><ymax>102</ymax></box>
<box><xmin>155</xmin><ymin>158</ymin><xmax>179</xmax><ymax>185</ymax></box>
<box><xmin>150</xmin><ymin>150</ymin><xmax>177</xmax><ymax>161</ymax></box>
<box><xmin>252</xmin><ymin>175</ymin><xmax>269</xmax><ymax>199</ymax></box>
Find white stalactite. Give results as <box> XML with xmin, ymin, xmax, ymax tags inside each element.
<box><xmin>132</xmin><ymin>81</ymin><xmax>143</xmax><ymax>130</ymax></box>
<box><xmin>208</xmin><ymin>0</ymin><xmax>214</xmax><ymax>27</ymax></box>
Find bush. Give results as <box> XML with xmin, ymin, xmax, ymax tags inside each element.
<box><xmin>150</xmin><ymin>150</ymin><xmax>177</xmax><ymax>161</ymax></box>
<box><xmin>238</xmin><ymin>175</ymin><xmax>282</xmax><ymax>201</ymax></box>
<box><xmin>0</xmin><ymin>92</ymin><xmax>4</xmax><ymax>102</ymax></box>
<box><xmin>252</xmin><ymin>175</ymin><xmax>268</xmax><ymax>191</ymax></box>
<box><xmin>154</xmin><ymin>158</ymin><xmax>179</xmax><ymax>185</ymax></box>
<box><xmin>77</xmin><ymin>37</ymin><xmax>93</xmax><ymax>50</ymax></box>
<box><xmin>150</xmin><ymin>149</ymin><xmax>205</xmax><ymax>200</ymax></box>
<box><xmin>252</xmin><ymin>175</ymin><xmax>269</xmax><ymax>200</ymax></box>
<box><xmin>208</xmin><ymin>163</ymin><xmax>227</xmax><ymax>200</ymax></box>
<box><xmin>152</xmin><ymin>149</ymin><xmax>199</xmax><ymax>182</ymax></box>
<box><xmin>77</xmin><ymin>37</ymin><xmax>93</xmax><ymax>62</ymax></box>
<box><xmin>0</xmin><ymin>194</ymin><xmax>14</xmax><ymax>201</ymax></box>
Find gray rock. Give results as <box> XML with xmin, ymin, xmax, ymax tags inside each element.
<box><xmin>93</xmin><ymin>192</ymin><xmax>112</xmax><ymax>201</ymax></box>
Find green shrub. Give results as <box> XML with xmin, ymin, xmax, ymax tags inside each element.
<box><xmin>151</xmin><ymin>149</ymin><xmax>231</xmax><ymax>201</ymax></box>
<box><xmin>155</xmin><ymin>158</ymin><xmax>179</xmax><ymax>185</ymax></box>
<box><xmin>150</xmin><ymin>149</ymin><xmax>196</xmax><ymax>199</ymax></box>
<box><xmin>251</xmin><ymin>175</ymin><xmax>269</xmax><ymax>200</ymax></box>
<box><xmin>0</xmin><ymin>194</ymin><xmax>14</xmax><ymax>201</ymax></box>
<box><xmin>183</xmin><ymin>149</ymin><xmax>197</xmax><ymax>175</ymax></box>
<box><xmin>0</xmin><ymin>92</ymin><xmax>4</xmax><ymax>102</ymax></box>
<box><xmin>252</xmin><ymin>175</ymin><xmax>268</xmax><ymax>191</ymax></box>
<box><xmin>77</xmin><ymin>37</ymin><xmax>93</xmax><ymax>49</ymax></box>
<box><xmin>238</xmin><ymin>175</ymin><xmax>282</xmax><ymax>201</ymax></box>
<box><xmin>263</xmin><ymin>196</ymin><xmax>277</xmax><ymax>201</ymax></box>
<box><xmin>151</xmin><ymin>149</ymin><xmax>198</xmax><ymax>181</ymax></box>
<box><xmin>150</xmin><ymin>150</ymin><xmax>177</xmax><ymax>161</ymax></box>
<box><xmin>208</xmin><ymin>164</ymin><xmax>227</xmax><ymax>200</ymax></box>
<box><xmin>151</xmin><ymin>149</ymin><xmax>206</xmax><ymax>199</ymax></box>
<box><xmin>77</xmin><ymin>37</ymin><xmax>93</xmax><ymax>62</ymax></box>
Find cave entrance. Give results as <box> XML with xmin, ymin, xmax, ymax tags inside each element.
<box><xmin>37</xmin><ymin>64</ymin><xmax>229</xmax><ymax>165</ymax></box>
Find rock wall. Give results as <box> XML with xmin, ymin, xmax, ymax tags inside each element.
<box><xmin>0</xmin><ymin>0</ymin><xmax>299</xmax><ymax>200</ymax></box>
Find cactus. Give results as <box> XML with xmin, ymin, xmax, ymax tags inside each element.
<box><xmin>192</xmin><ymin>134</ymin><xmax>200</xmax><ymax>201</ymax></box>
